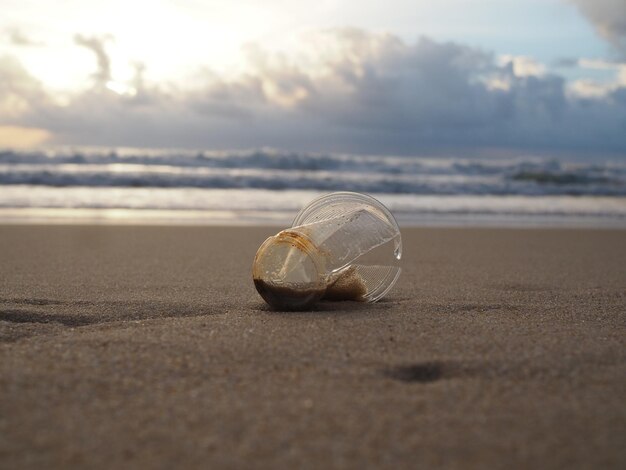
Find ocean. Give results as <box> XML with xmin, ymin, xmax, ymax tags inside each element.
<box><xmin>1</xmin><ymin>147</ymin><xmax>625</xmax><ymax>227</ymax></box>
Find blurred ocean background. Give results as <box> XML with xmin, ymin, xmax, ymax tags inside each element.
<box><xmin>1</xmin><ymin>147</ymin><xmax>624</xmax><ymax>227</ymax></box>
<box><xmin>3</xmin><ymin>1</ymin><xmax>626</xmax><ymax>227</ymax></box>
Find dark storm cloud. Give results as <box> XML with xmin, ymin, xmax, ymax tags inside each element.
<box><xmin>3</xmin><ymin>29</ymin><xmax>626</xmax><ymax>156</ymax></box>
<box><xmin>570</xmin><ymin>0</ymin><xmax>626</xmax><ymax>57</ymax></box>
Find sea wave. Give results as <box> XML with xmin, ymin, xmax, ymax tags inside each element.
<box><xmin>0</xmin><ymin>148</ymin><xmax>625</xmax><ymax>196</ymax></box>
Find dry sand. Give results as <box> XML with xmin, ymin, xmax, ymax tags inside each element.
<box><xmin>0</xmin><ymin>225</ymin><xmax>624</xmax><ymax>469</ymax></box>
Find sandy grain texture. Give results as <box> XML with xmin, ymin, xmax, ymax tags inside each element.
<box><xmin>0</xmin><ymin>225</ymin><xmax>625</xmax><ymax>469</ymax></box>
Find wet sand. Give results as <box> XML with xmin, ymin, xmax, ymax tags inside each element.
<box><xmin>0</xmin><ymin>225</ymin><xmax>625</xmax><ymax>469</ymax></box>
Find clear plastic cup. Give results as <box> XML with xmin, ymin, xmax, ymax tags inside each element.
<box><xmin>252</xmin><ymin>192</ymin><xmax>402</xmax><ymax>310</ymax></box>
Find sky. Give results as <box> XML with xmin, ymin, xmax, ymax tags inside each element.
<box><xmin>1</xmin><ymin>0</ymin><xmax>625</xmax><ymax>157</ymax></box>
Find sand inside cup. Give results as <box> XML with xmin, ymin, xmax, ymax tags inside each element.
<box><xmin>254</xmin><ymin>265</ymin><xmax>368</xmax><ymax>309</ymax></box>
<box><xmin>322</xmin><ymin>266</ymin><xmax>368</xmax><ymax>301</ymax></box>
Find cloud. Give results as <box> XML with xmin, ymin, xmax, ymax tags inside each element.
<box><xmin>73</xmin><ymin>34</ymin><xmax>113</xmax><ymax>85</ymax></box>
<box><xmin>565</xmin><ymin>58</ymin><xmax>626</xmax><ymax>99</ymax></box>
<box><xmin>553</xmin><ymin>57</ymin><xmax>580</xmax><ymax>68</ymax></box>
<box><xmin>498</xmin><ymin>55</ymin><xmax>546</xmax><ymax>77</ymax></box>
<box><xmin>569</xmin><ymin>0</ymin><xmax>626</xmax><ymax>57</ymax></box>
<box><xmin>2</xmin><ymin>29</ymin><xmax>626</xmax><ymax>156</ymax></box>
<box><xmin>0</xmin><ymin>55</ymin><xmax>50</xmax><ymax>121</ymax></box>
<box><xmin>3</xmin><ymin>27</ymin><xmax>44</xmax><ymax>47</ymax></box>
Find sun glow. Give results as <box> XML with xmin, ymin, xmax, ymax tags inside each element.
<box><xmin>105</xmin><ymin>80</ymin><xmax>136</xmax><ymax>96</ymax></box>
<box><xmin>1</xmin><ymin>0</ymin><xmax>320</xmax><ymax>92</ymax></box>
<box><xmin>0</xmin><ymin>126</ymin><xmax>51</xmax><ymax>148</ymax></box>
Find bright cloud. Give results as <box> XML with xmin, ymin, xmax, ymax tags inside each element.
<box><xmin>498</xmin><ymin>55</ymin><xmax>546</xmax><ymax>77</ymax></box>
<box><xmin>566</xmin><ymin>57</ymin><xmax>626</xmax><ymax>99</ymax></box>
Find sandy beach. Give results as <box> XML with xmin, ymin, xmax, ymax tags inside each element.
<box><xmin>0</xmin><ymin>225</ymin><xmax>624</xmax><ymax>469</ymax></box>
